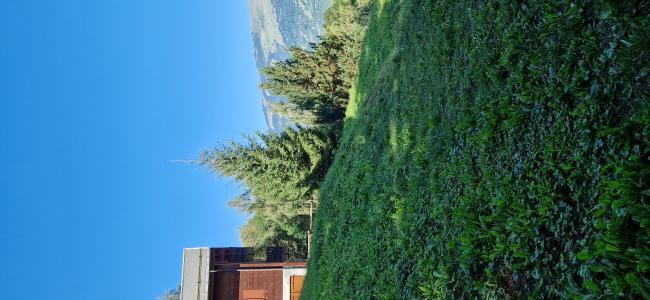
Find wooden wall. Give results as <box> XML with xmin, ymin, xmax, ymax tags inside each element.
<box><xmin>239</xmin><ymin>270</ymin><xmax>283</xmax><ymax>300</ymax></box>
<box><xmin>211</xmin><ymin>271</ymin><xmax>239</xmax><ymax>300</ymax></box>
<box><xmin>210</xmin><ymin>270</ymin><xmax>283</xmax><ymax>300</ymax></box>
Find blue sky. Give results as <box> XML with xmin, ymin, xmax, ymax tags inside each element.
<box><xmin>0</xmin><ymin>1</ymin><xmax>265</xmax><ymax>299</ymax></box>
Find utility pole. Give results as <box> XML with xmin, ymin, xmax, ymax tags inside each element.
<box><xmin>307</xmin><ymin>199</ymin><xmax>314</xmax><ymax>259</ymax></box>
<box><xmin>303</xmin><ymin>197</ymin><xmax>318</xmax><ymax>259</ymax></box>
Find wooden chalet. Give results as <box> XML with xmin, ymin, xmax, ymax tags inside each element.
<box><xmin>180</xmin><ymin>247</ymin><xmax>307</xmax><ymax>300</ymax></box>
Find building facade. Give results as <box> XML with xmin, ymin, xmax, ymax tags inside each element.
<box><xmin>180</xmin><ymin>247</ymin><xmax>306</xmax><ymax>300</ymax></box>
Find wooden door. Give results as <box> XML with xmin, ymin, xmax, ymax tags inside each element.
<box><xmin>242</xmin><ymin>289</ymin><xmax>267</xmax><ymax>300</ymax></box>
<box><xmin>290</xmin><ymin>276</ymin><xmax>305</xmax><ymax>300</ymax></box>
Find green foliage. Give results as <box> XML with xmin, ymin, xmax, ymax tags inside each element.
<box><xmin>267</xmin><ymin>101</ymin><xmax>319</xmax><ymax>126</ymax></box>
<box><xmin>158</xmin><ymin>286</ymin><xmax>180</xmax><ymax>300</ymax></box>
<box><xmin>239</xmin><ymin>212</ymin><xmax>308</xmax><ymax>260</ymax></box>
<box><xmin>202</xmin><ymin>0</ymin><xmax>371</xmax><ymax>258</ymax></box>
<box><xmin>261</xmin><ymin>0</ymin><xmax>371</xmax><ymax>126</ymax></box>
<box><xmin>200</xmin><ymin>126</ymin><xmax>338</xmax><ymax>257</ymax></box>
<box><xmin>262</xmin><ymin>35</ymin><xmax>359</xmax><ymax>125</ymax></box>
<box><xmin>324</xmin><ymin>0</ymin><xmax>372</xmax><ymax>37</ymax></box>
<box><xmin>303</xmin><ymin>0</ymin><xmax>650</xmax><ymax>299</ymax></box>
<box><xmin>200</xmin><ymin>126</ymin><xmax>337</xmax><ymax>205</ymax></box>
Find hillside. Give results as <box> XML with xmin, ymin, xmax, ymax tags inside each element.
<box><xmin>248</xmin><ymin>0</ymin><xmax>331</xmax><ymax>130</ymax></box>
<box><xmin>304</xmin><ymin>0</ymin><xmax>649</xmax><ymax>298</ymax></box>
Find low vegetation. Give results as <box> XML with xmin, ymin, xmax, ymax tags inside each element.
<box><xmin>303</xmin><ymin>0</ymin><xmax>649</xmax><ymax>298</ymax></box>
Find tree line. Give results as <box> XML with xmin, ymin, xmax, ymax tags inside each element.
<box><xmin>199</xmin><ymin>0</ymin><xmax>372</xmax><ymax>258</ymax></box>
<box><xmin>159</xmin><ymin>1</ymin><xmax>371</xmax><ymax>297</ymax></box>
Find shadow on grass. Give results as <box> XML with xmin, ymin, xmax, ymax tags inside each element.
<box><xmin>303</xmin><ymin>0</ymin><xmax>650</xmax><ymax>298</ymax></box>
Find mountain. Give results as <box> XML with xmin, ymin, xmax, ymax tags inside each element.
<box><xmin>248</xmin><ymin>0</ymin><xmax>331</xmax><ymax>130</ymax></box>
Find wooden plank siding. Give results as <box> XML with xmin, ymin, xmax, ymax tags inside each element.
<box><xmin>290</xmin><ymin>275</ymin><xmax>304</xmax><ymax>300</ymax></box>
<box><xmin>239</xmin><ymin>270</ymin><xmax>283</xmax><ymax>300</ymax></box>
<box><xmin>210</xmin><ymin>262</ymin><xmax>306</xmax><ymax>271</ymax></box>
<box><xmin>210</xmin><ymin>271</ymin><xmax>240</xmax><ymax>300</ymax></box>
<box><xmin>207</xmin><ymin>248</ymin><xmax>306</xmax><ymax>300</ymax></box>
<box><xmin>211</xmin><ymin>270</ymin><xmax>284</xmax><ymax>300</ymax></box>
<box><xmin>238</xmin><ymin>262</ymin><xmax>307</xmax><ymax>269</ymax></box>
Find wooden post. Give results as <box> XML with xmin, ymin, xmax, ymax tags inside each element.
<box><xmin>307</xmin><ymin>199</ymin><xmax>314</xmax><ymax>259</ymax></box>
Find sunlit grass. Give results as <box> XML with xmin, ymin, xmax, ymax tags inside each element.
<box><xmin>303</xmin><ymin>0</ymin><xmax>649</xmax><ymax>298</ymax></box>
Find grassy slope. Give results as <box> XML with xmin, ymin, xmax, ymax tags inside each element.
<box><xmin>304</xmin><ymin>0</ymin><xmax>649</xmax><ymax>299</ymax></box>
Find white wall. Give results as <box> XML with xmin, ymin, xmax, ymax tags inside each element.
<box><xmin>282</xmin><ymin>267</ymin><xmax>307</xmax><ymax>300</ymax></box>
<box><xmin>180</xmin><ymin>248</ymin><xmax>210</xmax><ymax>300</ymax></box>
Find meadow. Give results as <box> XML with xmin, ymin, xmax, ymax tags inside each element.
<box><xmin>303</xmin><ymin>0</ymin><xmax>649</xmax><ymax>298</ymax></box>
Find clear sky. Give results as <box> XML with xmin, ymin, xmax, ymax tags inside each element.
<box><xmin>0</xmin><ymin>1</ymin><xmax>265</xmax><ymax>299</ymax></box>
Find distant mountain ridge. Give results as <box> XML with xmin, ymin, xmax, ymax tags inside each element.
<box><xmin>248</xmin><ymin>0</ymin><xmax>331</xmax><ymax>130</ymax></box>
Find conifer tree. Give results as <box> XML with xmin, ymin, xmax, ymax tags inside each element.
<box><xmin>199</xmin><ymin>1</ymin><xmax>371</xmax><ymax>259</ymax></box>
<box><xmin>268</xmin><ymin>101</ymin><xmax>318</xmax><ymax>126</ymax></box>
<box><xmin>239</xmin><ymin>213</ymin><xmax>308</xmax><ymax>258</ymax></box>
<box><xmin>261</xmin><ymin>34</ymin><xmax>358</xmax><ymax>124</ymax></box>
<box><xmin>199</xmin><ymin>127</ymin><xmax>336</xmax><ymax>258</ymax></box>
<box><xmin>199</xmin><ymin>126</ymin><xmax>337</xmax><ymax>213</ymax></box>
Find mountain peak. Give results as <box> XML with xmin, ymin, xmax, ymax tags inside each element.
<box><xmin>248</xmin><ymin>0</ymin><xmax>331</xmax><ymax>130</ymax></box>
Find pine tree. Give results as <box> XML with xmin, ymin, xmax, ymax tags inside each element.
<box><xmin>199</xmin><ymin>127</ymin><xmax>336</xmax><ymax>258</ymax></box>
<box><xmin>199</xmin><ymin>126</ymin><xmax>337</xmax><ymax>214</ymax></box>
<box><xmin>268</xmin><ymin>101</ymin><xmax>318</xmax><ymax>126</ymax></box>
<box><xmin>199</xmin><ymin>0</ymin><xmax>372</xmax><ymax>260</ymax></box>
<box><xmin>239</xmin><ymin>213</ymin><xmax>308</xmax><ymax>259</ymax></box>
<box><xmin>228</xmin><ymin>190</ymin><xmax>306</xmax><ymax>234</ymax></box>
<box><xmin>261</xmin><ymin>34</ymin><xmax>358</xmax><ymax>125</ymax></box>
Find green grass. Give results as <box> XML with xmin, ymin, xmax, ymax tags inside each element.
<box><xmin>303</xmin><ymin>0</ymin><xmax>649</xmax><ymax>298</ymax></box>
